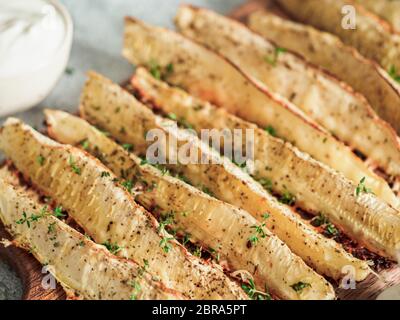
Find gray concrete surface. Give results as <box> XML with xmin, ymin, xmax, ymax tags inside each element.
<box><xmin>0</xmin><ymin>0</ymin><xmax>243</xmax><ymax>300</ymax></box>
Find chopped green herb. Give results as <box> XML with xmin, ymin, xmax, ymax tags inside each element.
<box><xmin>121</xmin><ymin>180</ymin><xmax>134</xmax><ymax>193</ymax></box>
<box><xmin>389</xmin><ymin>65</ymin><xmax>400</xmax><ymax>83</ymax></box>
<box><xmin>258</xmin><ymin>178</ymin><xmax>273</xmax><ymax>192</ymax></box>
<box><xmin>264</xmin><ymin>125</ymin><xmax>277</xmax><ymax>137</ymax></box>
<box><xmin>80</xmin><ymin>140</ymin><xmax>90</xmax><ymax>150</ymax></box>
<box><xmin>69</xmin><ymin>156</ymin><xmax>81</xmax><ymax>175</ymax></box>
<box><xmin>311</xmin><ymin>213</ymin><xmax>339</xmax><ymax>238</ymax></box>
<box><xmin>355</xmin><ymin>177</ymin><xmax>372</xmax><ymax>196</ymax></box>
<box><xmin>101</xmin><ymin>171</ymin><xmax>111</xmax><ymax>178</ymax></box>
<box><xmin>202</xmin><ymin>186</ymin><xmax>214</xmax><ymax>197</ymax></box>
<box><xmin>47</xmin><ymin>222</ymin><xmax>56</xmax><ymax>234</ymax></box>
<box><xmin>159</xmin><ymin>237</ymin><xmax>174</xmax><ymax>253</ymax></box>
<box><xmin>279</xmin><ymin>190</ymin><xmax>296</xmax><ymax>206</ymax></box>
<box><xmin>53</xmin><ymin>206</ymin><xmax>65</xmax><ymax>218</ymax></box>
<box><xmin>291</xmin><ymin>281</ymin><xmax>311</xmax><ymax>293</ymax></box>
<box><xmin>102</xmin><ymin>241</ymin><xmax>122</xmax><ymax>255</ymax></box>
<box><xmin>183</xmin><ymin>233</ymin><xmax>191</xmax><ymax>246</ymax></box>
<box><xmin>167</xmin><ymin>113</ymin><xmax>177</xmax><ymax>121</ymax></box>
<box><xmin>262</xmin><ymin>213</ymin><xmax>270</xmax><ymax>220</ymax></box>
<box><xmin>149</xmin><ymin>60</ymin><xmax>174</xmax><ymax>80</ymax></box>
<box><xmin>37</xmin><ymin>155</ymin><xmax>45</xmax><ymax>166</ymax></box>
<box><xmin>140</xmin><ymin>158</ymin><xmax>148</xmax><ymax>166</ymax></box>
<box><xmin>242</xmin><ymin>279</ymin><xmax>272</xmax><ymax>300</ymax></box>
<box><xmin>209</xmin><ymin>247</ymin><xmax>220</xmax><ymax>262</ymax></box>
<box><xmin>122</xmin><ymin>143</ymin><xmax>133</xmax><ymax>152</ymax></box>
<box><xmin>192</xmin><ymin>246</ymin><xmax>202</xmax><ymax>258</ymax></box>
<box><xmin>265</xmin><ymin>47</ymin><xmax>286</xmax><ymax>66</ymax></box>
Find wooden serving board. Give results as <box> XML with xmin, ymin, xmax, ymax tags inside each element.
<box><xmin>0</xmin><ymin>0</ymin><xmax>399</xmax><ymax>300</ymax></box>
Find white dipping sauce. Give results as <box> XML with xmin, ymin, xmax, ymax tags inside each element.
<box><xmin>0</xmin><ymin>0</ymin><xmax>66</xmax><ymax>78</ymax></box>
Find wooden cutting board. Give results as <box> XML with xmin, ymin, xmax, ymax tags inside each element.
<box><xmin>0</xmin><ymin>0</ymin><xmax>399</xmax><ymax>300</ymax></box>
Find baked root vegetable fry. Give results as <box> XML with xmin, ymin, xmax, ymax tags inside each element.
<box><xmin>276</xmin><ymin>0</ymin><xmax>400</xmax><ymax>72</ymax></box>
<box><xmin>0</xmin><ymin>118</ymin><xmax>247</xmax><ymax>300</ymax></box>
<box><xmin>79</xmin><ymin>71</ymin><xmax>370</xmax><ymax>284</ymax></box>
<box><xmin>248</xmin><ymin>10</ymin><xmax>400</xmax><ymax>135</ymax></box>
<box><xmin>132</xmin><ymin>67</ymin><xmax>400</xmax><ymax>262</ymax></box>
<box><xmin>45</xmin><ymin>109</ymin><xmax>336</xmax><ymax>300</ymax></box>
<box><xmin>355</xmin><ymin>0</ymin><xmax>400</xmax><ymax>32</ymax></box>
<box><xmin>175</xmin><ymin>5</ymin><xmax>400</xmax><ymax>179</ymax></box>
<box><xmin>0</xmin><ymin>167</ymin><xmax>181</xmax><ymax>300</ymax></box>
<box><xmin>122</xmin><ymin>16</ymin><xmax>398</xmax><ymax>209</ymax></box>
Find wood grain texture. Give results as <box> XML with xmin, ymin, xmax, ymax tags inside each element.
<box><xmin>229</xmin><ymin>0</ymin><xmax>400</xmax><ymax>301</ymax></box>
<box><xmin>0</xmin><ymin>223</ymin><xmax>65</xmax><ymax>300</ymax></box>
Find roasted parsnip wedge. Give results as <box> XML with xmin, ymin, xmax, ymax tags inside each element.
<box><xmin>0</xmin><ymin>167</ymin><xmax>180</xmax><ymax>300</ymax></box>
<box><xmin>79</xmin><ymin>72</ymin><xmax>371</xmax><ymax>282</ymax></box>
<box><xmin>0</xmin><ymin>118</ymin><xmax>247</xmax><ymax>300</ymax></box>
<box><xmin>45</xmin><ymin>109</ymin><xmax>336</xmax><ymax>300</ymax></box>
<box><xmin>132</xmin><ymin>67</ymin><xmax>400</xmax><ymax>263</ymax></box>
<box><xmin>355</xmin><ymin>0</ymin><xmax>400</xmax><ymax>32</ymax></box>
<box><xmin>248</xmin><ymin>10</ymin><xmax>400</xmax><ymax>135</ymax></box>
<box><xmin>122</xmin><ymin>16</ymin><xmax>398</xmax><ymax>209</ymax></box>
<box><xmin>276</xmin><ymin>0</ymin><xmax>400</xmax><ymax>72</ymax></box>
<box><xmin>175</xmin><ymin>6</ymin><xmax>400</xmax><ymax>179</ymax></box>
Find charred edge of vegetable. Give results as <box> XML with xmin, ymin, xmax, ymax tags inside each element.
<box><xmin>295</xmin><ymin>207</ymin><xmax>394</xmax><ymax>271</ymax></box>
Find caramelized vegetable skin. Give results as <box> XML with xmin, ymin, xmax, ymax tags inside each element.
<box><xmin>276</xmin><ymin>0</ymin><xmax>400</xmax><ymax>72</ymax></box>
<box><xmin>132</xmin><ymin>67</ymin><xmax>400</xmax><ymax>262</ymax></box>
<box><xmin>248</xmin><ymin>10</ymin><xmax>400</xmax><ymax>135</ymax></box>
<box><xmin>0</xmin><ymin>118</ymin><xmax>247</xmax><ymax>300</ymax></box>
<box><xmin>45</xmin><ymin>109</ymin><xmax>337</xmax><ymax>300</ymax></box>
<box><xmin>122</xmin><ymin>16</ymin><xmax>398</xmax><ymax>209</ymax></box>
<box><xmin>78</xmin><ymin>71</ymin><xmax>371</xmax><ymax>284</ymax></box>
<box><xmin>0</xmin><ymin>167</ymin><xmax>180</xmax><ymax>300</ymax></box>
<box><xmin>175</xmin><ymin>5</ymin><xmax>400</xmax><ymax>179</ymax></box>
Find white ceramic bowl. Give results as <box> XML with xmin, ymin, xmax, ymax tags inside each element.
<box><xmin>0</xmin><ymin>0</ymin><xmax>73</xmax><ymax>118</ymax></box>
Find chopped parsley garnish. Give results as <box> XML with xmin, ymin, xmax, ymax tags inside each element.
<box><xmin>192</xmin><ymin>246</ymin><xmax>202</xmax><ymax>258</ymax></box>
<box><xmin>102</xmin><ymin>241</ymin><xmax>122</xmax><ymax>255</ymax></box>
<box><xmin>129</xmin><ymin>281</ymin><xmax>142</xmax><ymax>300</ymax></box>
<box><xmin>69</xmin><ymin>156</ymin><xmax>81</xmax><ymax>175</ymax></box>
<box><xmin>242</xmin><ymin>279</ymin><xmax>272</xmax><ymax>300</ymax></box>
<box><xmin>202</xmin><ymin>186</ymin><xmax>214</xmax><ymax>197</ymax></box>
<box><xmin>80</xmin><ymin>140</ymin><xmax>90</xmax><ymax>150</ymax></box>
<box><xmin>265</xmin><ymin>47</ymin><xmax>286</xmax><ymax>66</ymax></box>
<box><xmin>121</xmin><ymin>180</ymin><xmax>134</xmax><ymax>193</ymax></box>
<box><xmin>16</xmin><ymin>206</ymin><xmax>65</xmax><ymax>228</ymax></box>
<box><xmin>167</xmin><ymin>113</ymin><xmax>177</xmax><ymax>121</ymax></box>
<box><xmin>101</xmin><ymin>171</ymin><xmax>111</xmax><ymax>178</ymax></box>
<box><xmin>159</xmin><ymin>237</ymin><xmax>174</xmax><ymax>253</ymax></box>
<box><xmin>37</xmin><ymin>155</ymin><xmax>45</xmax><ymax>166</ymax></box>
<box><xmin>140</xmin><ymin>158</ymin><xmax>148</xmax><ymax>166</ymax></box>
<box><xmin>47</xmin><ymin>222</ymin><xmax>56</xmax><ymax>234</ymax></box>
<box><xmin>182</xmin><ymin>233</ymin><xmax>191</xmax><ymax>246</ymax></box>
<box><xmin>53</xmin><ymin>206</ymin><xmax>65</xmax><ymax>218</ymax></box>
<box><xmin>279</xmin><ymin>190</ymin><xmax>296</xmax><ymax>206</ymax></box>
<box><xmin>257</xmin><ymin>178</ymin><xmax>273</xmax><ymax>192</ymax></box>
<box><xmin>158</xmin><ymin>213</ymin><xmax>174</xmax><ymax>233</ymax></box>
<box><xmin>209</xmin><ymin>247</ymin><xmax>220</xmax><ymax>262</ymax></box>
<box><xmin>291</xmin><ymin>281</ymin><xmax>311</xmax><ymax>293</ymax></box>
<box><xmin>264</xmin><ymin>125</ymin><xmax>277</xmax><ymax>137</ymax></box>
<box><xmin>389</xmin><ymin>65</ymin><xmax>400</xmax><ymax>83</ymax></box>
<box><xmin>248</xmin><ymin>214</ymin><xmax>269</xmax><ymax>247</ymax></box>
<box><xmin>355</xmin><ymin>177</ymin><xmax>372</xmax><ymax>196</ymax></box>
<box><xmin>149</xmin><ymin>60</ymin><xmax>174</xmax><ymax>80</ymax></box>
<box><xmin>311</xmin><ymin>213</ymin><xmax>339</xmax><ymax>238</ymax></box>
<box><xmin>122</xmin><ymin>143</ymin><xmax>133</xmax><ymax>152</ymax></box>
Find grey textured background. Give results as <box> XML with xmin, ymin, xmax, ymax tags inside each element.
<box><xmin>0</xmin><ymin>0</ymin><xmax>243</xmax><ymax>300</ymax></box>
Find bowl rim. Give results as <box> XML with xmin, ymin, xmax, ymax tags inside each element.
<box><xmin>0</xmin><ymin>0</ymin><xmax>74</xmax><ymax>80</ymax></box>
